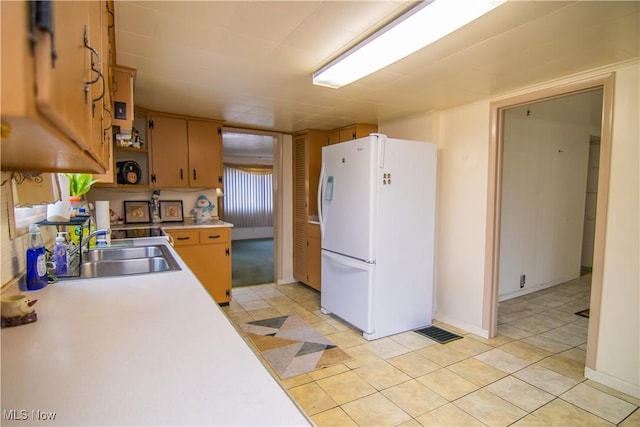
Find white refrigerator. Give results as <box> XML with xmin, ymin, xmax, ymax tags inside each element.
<box><xmin>318</xmin><ymin>133</ymin><xmax>437</xmax><ymax>340</ymax></box>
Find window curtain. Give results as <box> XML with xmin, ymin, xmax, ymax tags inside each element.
<box><xmin>223</xmin><ymin>164</ymin><xmax>273</xmax><ymax>228</ymax></box>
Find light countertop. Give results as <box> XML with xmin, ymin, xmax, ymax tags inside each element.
<box><xmin>1</xmin><ymin>237</ymin><xmax>309</xmax><ymax>426</ymax></box>
<box><xmin>112</xmin><ymin>219</ymin><xmax>234</xmax><ymax>231</ymax></box>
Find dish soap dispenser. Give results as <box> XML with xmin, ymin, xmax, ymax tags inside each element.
<box><xmin>53</xmin><ymin>232</ymin><xmax>68</xmax><ymax>276</ymax></box>
<box><xmin>26</xmin><ymin>224</ymin><xmax>47</xmax><ymax>290</ymax></box>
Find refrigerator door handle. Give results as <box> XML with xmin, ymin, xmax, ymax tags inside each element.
<box><xmin>323</xmin><ymin>250</ymin><xmax>370</xmax><ymax>271</ymax></box>
<box><xmin>318</xmin><ymin>162</ymin><xmax>325</xmax><ymax>238</ymax></box>
<box><xmin>377</xmin><ymin>133</ymin><xmax>387</xmax><ymax>168</ymax></box>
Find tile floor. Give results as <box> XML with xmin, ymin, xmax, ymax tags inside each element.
<box><xmin>221</xmin><ymin>275</ymin><xmax>639</xmax><ymax>426</ymax></box>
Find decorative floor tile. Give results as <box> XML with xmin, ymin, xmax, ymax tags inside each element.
<box><xmin>446</xmin><ymin>337</ymin><xmax>493</xmax><ymax>357</ymax></box>
<box><xmin>341</xmin><ymin>393</ymin><xmax>412</xmax><ymax>426</ymax></box>
<box><xmin>522</xmin><ymin>334</ymin><xmax>572</xmax><ymax>354</ymax></box>
<box><xmin>416</xmin><ymin>403</ymin><xmax>486</xmax><ymax>426</ymax></box>
<box><xmin>388</xmin><ymin>352</ymin><xmax>441</xmax><ymax>378</ymax></box>
<box><xmin>532</xmin><ymin>398</ymin><xmax>614</xmax><ymax>426</ymax></box>
<box><xmin>417</xmin><ymin>368</ymin><xmax>479</xmax><ymax>401</ymax></box>
<box><xmin>514</xmin><ymin>365</ymin><xmax>579</xmax><ymax>396</ymax></box>
<box><xmin>310</xmin><ymin>407</ymin><xmax>358</xmax><ymax>427</ymax></box>
<box><xmin>389</xmin><ymin>330</ymin><xmax>438</xmax><ymax>351</ymax></box>
<box><xmin>363</xmin><ymin>337</ymin><xmax>411</xmax><ymax>360</ymax></box>
<box><xmin>498</xmin><ymin>340</ymin><xmax>552</xmax><ymax>363</ymax></box>
<box><xmin>288</xmin><ymin>381</ymin><xmax>338</xmax><ymax>416</ymax></box>
<box><xmin>416</xmin><ymin>343</ymin><xmax>468</xmax><ymax>367</ymax></box>
<box><xmin>454</xmin><ymin>389</ymin><xmax>527</xmax><ymax>426</ymax></box>
<box><xmin>447</xmin><ymin>358</ymin><xmax>508</xmax><ymax>387</ymax></box>
<box><xmin>382</xmin><ymin>379</ymin><xmax>448</xmax><ymax>417</ymax></box>
<box><xmin>316</xmin><ymin>371</ymin><xmax>377</xmax><ymax>405</ymax></box>
<box><xmin>486</xmin><ymin>376</ymin><xmax>555</xmax><ymax>412</ymax></box>
<box><xmin>474</xmin><ymin>348</ymin><xmax>531</xmax><ymax>373</ymax></box>
<box><xmin>561</xmin><ymin>383</ymin><xmax>637</xmax><ymax>424</ymax></box>
<box><xmin>354</xmin><ymin>360</ymin><xmax>412</xmax><ymax>391</ymax></box>
<box><xmin>536</xmin><ymin>354</ymin><xmax>586</xmax><ymax>381</ymax></box>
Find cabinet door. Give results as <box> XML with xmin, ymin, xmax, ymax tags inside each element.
<box><xmin>306</xmin><ymin>224</ymin><xmax>321</xmax><ymax>291</ymax></box>
<box><xmin>187</xmin><ymin>120</ymin><xmax>222</xmax><ymax>188</ymax></box>
<box><xmin>150</xmin><ymin>116</ymin><xmax>189</xmax><ymax>187</ymax></box>
<box><xmin>88</xmin><ymin>0</ymin><xmax>110</xmax><ymax>170</ymax></box>
<box><xmin>293</xmin><ymin>134</ymin><xmax>308</xmax><ymax>282</ymax></box>
<box><xmin>328</xmin><ymin>130</ymin><xmax>340</xmax><ymax>145</ymax></box>
<box><xmin>34</xmin><ymin>1</ymin><xmax>93</xmax><ymax>153</ymax></box>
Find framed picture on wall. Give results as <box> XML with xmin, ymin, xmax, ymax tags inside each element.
<box><xmin>159</xmin><ymin>200</ymin><xmax>183</xmax><ymax>222</ymax></box>
<box><xmin>123</xmin><ymin>201</ymin><xmax>150</xmax><ymax>223</ymax></box>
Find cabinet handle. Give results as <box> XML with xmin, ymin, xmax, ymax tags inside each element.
<box><xmin>180</xmin><ymin>168</ymin><xmax>184</xmax><ymax>180</ymax></box>
<box><xmin>177</xmin><ymin>236</ymin><xmax>190</xmax><ymax>241</ymax></box>
<box><xmin>83</xmin><ymin>26</ymin><xmax>105</xmax><ymax>113</ymax></box>
<box><xmin>225</xmin><ymin>248</ymin><xmax>230</xmax><ymax>256</ymax></box>
<box><xmin>208</xmin><ymin>235</ymin><xmax>221</xmax><ymax>239</ymax></box>
<box><xmin>193</xmin><ymin>169</ymin><xmax>197</xmax><ymax>181</ymax></box>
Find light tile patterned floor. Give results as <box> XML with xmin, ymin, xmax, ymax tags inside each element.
<box><xmin>221</xmin><ymin>275</ymin><xmax>639</xmax><ymax>426</ymax></box>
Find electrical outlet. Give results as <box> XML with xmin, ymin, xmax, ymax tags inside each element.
<box><xmin>520</xmin><ymin>274</ymin><xmax>526</xmax><ymax>288</ymax></box>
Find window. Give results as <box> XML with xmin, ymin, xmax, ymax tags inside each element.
<box><xmin>223</xmin><ymin>165</ymin><xmax>273</xmax><ymax>228</ymax></box>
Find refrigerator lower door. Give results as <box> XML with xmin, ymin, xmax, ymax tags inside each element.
<box><xmin>320</xmin><ymin>250</ymin><xmax>374</xmax><ymax>335</ymax></box>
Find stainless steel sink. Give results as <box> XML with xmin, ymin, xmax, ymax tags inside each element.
<box><xmin>60</xmin><ymin>244</ymin><xmax>181</xmax><ymax>280</ymax></box>
<box><xmin>83</xmin><ymin>245</ymin><xmax>165</xmax><ymax>261</ymax></box>
<box><xmin>79</xmin><ymin>257</ymin><xmax>178</xmax><ymax>278</ymax></box>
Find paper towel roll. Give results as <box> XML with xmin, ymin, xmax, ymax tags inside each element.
<box><xmin>95</xmin><ymin>201</ymin><xmax>111</xmax><ymax>244</ymax></box>
<box><xmin>46</xmin><ymin>174</ymin><xmax>70</xmax><ymax>221</ymax></box>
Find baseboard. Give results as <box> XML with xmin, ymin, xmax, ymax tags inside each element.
<box><xmin>277</xmin><ymin>277</ymin><xmax>297</xmax><ymax>285</ymax></box>
<box><xmin>585</xmin><ymin>367</ymin><xmax>640</xmax><ymax>399</ymax></box>
<box><xmin>432</xmin><ymin>314</ymin><xmax>490</xmax><ymax>339</ymax></box>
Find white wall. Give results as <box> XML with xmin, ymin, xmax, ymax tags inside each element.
<box><xmin>379</xmin><ymin>61</ymin><xmax>639</xmax><ymax>398</ymax></box>
<box><xmin>499</xmin><ymin>104</ymin><xmax>594</xmax><ymax>300</ymax></box>
<box><xmin>87</xmin><ymin>188</ymin><xmax>221</xmax><ymax>224</ymax></box>
<box><xmin>586</xmin><ymin>62</ymin><xmax>639</xmax><ymax>397</ymax></box>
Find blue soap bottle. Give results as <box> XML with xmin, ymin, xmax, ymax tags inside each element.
<box><xmin>53</xmin><ymin>232</ymin><xmax>68</xmax><ymax>276</ymax></box>
<box><xmin>26</xmin><ymin>223</ymin><xmax>47</xmax><ymax>290</ymax></box>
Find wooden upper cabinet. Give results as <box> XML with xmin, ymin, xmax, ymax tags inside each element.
<box><xmin>33</xmin><ymin>1</ymin><xmax>92</xmax><ymax>153</ymax></box>
<box><xmin>188</xmin><ymin>120</ymin><xmax>223</xmax><ymax>188</ymax></box>
<box><xmin>1</xmin><ymin>1</ymin><xmax>113</xmax><ymax>173</ymax></box>
<box><xmin>149</xmin><ymin>115</ymin><xmax>189</xmax><ymax>187</ymax></box>
<box><xmin>149</xmin><ymin>114</ymin><xmax>223</xmax><ymax>189</ymax></box>
<box><xmin>112</xmin><ymin>66</ymin><xmax>135</xmax><ymax>131</ymax></box>
<box><xmin>327</xmin><ymin>124</ymin><xmax>378</xmax><ymax>145</ymax></box>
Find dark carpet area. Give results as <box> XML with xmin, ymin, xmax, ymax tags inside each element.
<box><xmin>232</xmin><ymin>238</ymin><xmax>274</xmax><ymax>287</ymax></box>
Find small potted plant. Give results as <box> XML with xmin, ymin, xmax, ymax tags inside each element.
<box><xmin>66</xmin><ymin>174</ymin><xmax>100</xmax><ymax>216</ymax></box>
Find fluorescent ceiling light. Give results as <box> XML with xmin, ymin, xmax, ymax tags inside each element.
<box><xmin>313</xmin><ymin>0</ymin><xmax>506</xmax><ymax>89</ymax></box>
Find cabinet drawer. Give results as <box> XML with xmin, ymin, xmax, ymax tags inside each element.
<box><xmin>168</xmin><ymin>230</ymin><xmax>199</xmax><ymax>246</ymax></box>
<box><xmin>199</xmin><ymin>228</ymin><xmax>230</xmax><ymax>245</ymax></box>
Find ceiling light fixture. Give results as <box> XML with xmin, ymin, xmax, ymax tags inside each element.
<box><xmin>312</xmin><ymin>0</ymin><xmax>506</xmax><ymax>89</ymax></box>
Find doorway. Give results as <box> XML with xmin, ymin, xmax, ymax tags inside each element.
<box><xmin>485</xmin><ymin>73</ymin><xmax>615</xmax><ymax>371</ymax></box>
<box><xmin>497</xmin><ymin>89</ymin><xmax>603</xmax><ymax>302</ymax></box>
<box><xmin>221</xmin><ymin>129</ymin><xmax>279</xmax><ymax>287</ymax></box>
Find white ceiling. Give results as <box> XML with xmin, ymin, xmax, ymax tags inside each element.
<box><xmin>114</xmin><ymin>1</ymin><xmax>639</xmax><ymax>134</ymax></box>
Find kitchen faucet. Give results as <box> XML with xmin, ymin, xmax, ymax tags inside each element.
<box><xmin>81</xmin><ymin>228</ymin><xmax>111</xmax><ymax>251</ymax></box>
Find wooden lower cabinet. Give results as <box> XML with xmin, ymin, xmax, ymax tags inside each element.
<box><xmin>167</xmin><ymin>227</ymin><xmax>232</xmax><ymax>304</ymax></box>
<box><xmin>305</xmin><ymin>223</ymin><xmax>321</xmax><ymax>291</ymax></box>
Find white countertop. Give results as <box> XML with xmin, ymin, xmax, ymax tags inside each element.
<box><xmin>1</xmin><ymin>238</ymin><xmax>309</xmax><ymax>426</ymax></box>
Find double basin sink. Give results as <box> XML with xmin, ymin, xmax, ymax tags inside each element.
<box><xmin>73</xmin><ymin>244</ymin><xmax>181</xmax><ymax>279</ymax></box>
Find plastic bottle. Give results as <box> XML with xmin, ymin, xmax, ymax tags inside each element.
<box><xmin>26</xmin><ymin>224</ymin><xmax>48</xmax><ymax>290</ymax></box>
<box><xmin>53</xmin><ymin>232</ymin><xmax>68</xmax><ymax>276</ymax></box>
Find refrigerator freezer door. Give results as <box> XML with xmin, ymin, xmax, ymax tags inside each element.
<box><xmin>319</xmin><ymin>136</ymin><xmax>376</xmax><ymax>262</ymax></box>
<box><xmin>320</xmin><ymin>250</ymin><xmax>373</xmax><ymax>334</ymax></box>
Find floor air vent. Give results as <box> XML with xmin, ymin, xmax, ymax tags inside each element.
<box><xmin>415</xmin><ymin>326</ymin><xmax>462</xmax><ymax>344</ymax></box>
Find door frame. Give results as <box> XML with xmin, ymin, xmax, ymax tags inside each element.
<box><xmin>483</xmin><ymin>72</ymin><xmax>615</xmax><ymax>370</ymax></box>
